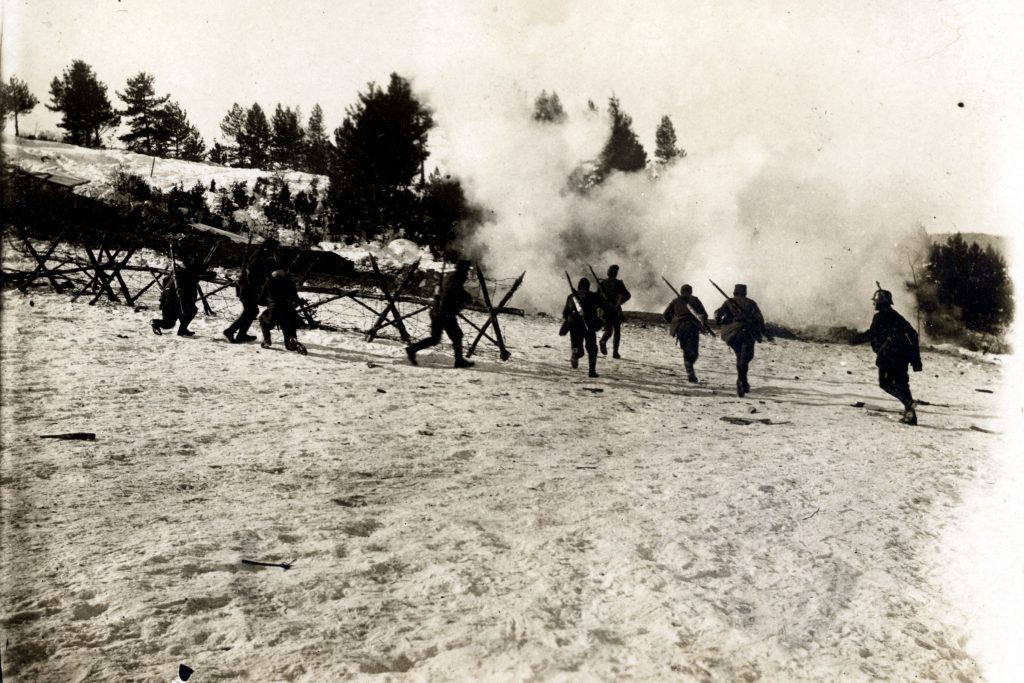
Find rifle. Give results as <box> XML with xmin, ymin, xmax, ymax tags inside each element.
<box><xmin>168</xmin><ymin>241</ymin><xmax>185</xmax><ymax>317</ymax></box>
<box><xmin>661</xmin><ymin>276</ymin><xmax>715</xmax><ymax>336</ymax></box>
<box><xmin>564</xmin><ymin>271</ymin><xmax>594</xmax><ymax>331</ymax></box>
<box><xmin>587</xmin><ymin>263</ymin><xmax>609</xmax><ymax>302</ymax></box>
<box><xmin>238</xmin><ymin>232</ymin><xmax>254</xmax><ymax>292</ymax></box>
<box><xmin>709</xmin><ymin>278</ymin><xmax>771</xmax><ymax>342</ymax></box>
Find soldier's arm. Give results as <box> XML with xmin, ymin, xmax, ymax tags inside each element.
<box><xmin>619</xmin><ymin>282</ymin><xmax>632</xmax><ymax>305</ymax></box>
<box><xmin>663</xmin><ymin>301</ymin><xmax>675</xmax><ymax>323</ymax></box>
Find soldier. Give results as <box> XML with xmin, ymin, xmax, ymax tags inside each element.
<box><xmin>850</xmin><ymin>287</ymin><xmax>922</xmax><ymax>425</ymax></box>
<box><xmin>406</xmin><ymin>260</ymin><xmax>475</xmax><ymax>368</ymax></box>
<box><xmin>151</xmin><ymin>251</ymin><xmax>203</xmax><ymax>337</ymax></box>
<box><xmin>663</xmin><ymin>283</ymin><xmax>711</xmax><ymax>383</ymax></box>
<box><xmin>597</xmin><ymin>264</ymin><xmax>631</xmax><ymax>359</ymax></box>
<box><xmin>714</xmin><ymin>283</ymin><xmax>773</xmax><ymax>397</ymax></box>
<box><xmin>224</xmin><ymin>237</ymin><xmax>278</xmax><ymax>343</ymax></box>
<box><xmin>562</xmin><ymin>277</ymin><xmax>613</xmax><ymax>378</ymax></box>
<box><xmin>258</xmin><ymin>267</ymin><xmax>307</xmax><ymax>354</ymax></box>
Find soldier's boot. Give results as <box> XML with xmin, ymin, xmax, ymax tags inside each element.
<box><xmin>599</xmin><ymin>338</ymin><xmax>608</xmax><ymax>356</ymax></box>
<box><xmin>901</xmin><ymin>400</ymin><xmax>918</xmax><ymax>426</ymax></box>
<box><xmin>588</xmin><ymin>355</ymin><xmax>599</xmax><ymax>378</ymax></box>
<box><xmin>405</xmin><ymin>346</ymin><xmax>419</xmax><ymax>366</ymax></box>
<box><xmin>223</xmin><ymin>328</ymin><xmax>237</xmax><ymax>343</ymax></box>
<box><xmin>684</xmin><ymin>362</ymin><xmax>698</xmax><ymax>383</ymax></box>
<box><xmin>237</xmin><ymin>333</ymin><xmax>258</xmax><ymax>343</ymax></box>
<box><xmin>151</xmin><ymin>319</ymin><xmax>164</xmax><ymax>335</ymax></box>
<box><xmin>259</xmin><ymin>322</ymin><xmax>272</xmax><ymax>349</ymax></box>
<box><xmin>570</xmin><ymin>346</ymin><xmax>583</xmax><ymax>369</ymax></box>
<box><xmin>453</xmin><ymin>345</ymin><xmax>474</xmax><ymax>369</ymax></box>
<box><xmin>612</xmin><ymin>339</ymin><xmax>621</xmax><ymax>359</ymax></box>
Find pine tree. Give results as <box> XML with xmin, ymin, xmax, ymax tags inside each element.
<box><xmin>237</xmin><ymin>103</ymin><xmax>272</xmax><ymax>169</ymax></box>
<box><xmin>598</xmin><ymin>97</ymin><xmax>647</xmax><ymax>177</ymax></box>
<box><xmin>532</xmin><ymin>90</ymin><xmax>567</xmax><ymax>123</ymax></box>
<box><xmin>0</xmin><ymin>76</ymin><xmax>39</xmax><ymax>136</ymax></box>
<box><xmin>329</xmin><ymin>73</ymin><xmax>434</xmax><ymax>238</ymax></box>
<box><xmin>208</xmin><ymin>142</ymin><xmax>231</xmax><ymax>165</ymax></box>
<box><xmin>47</xmin><ymin>60</ymin><xmax>120</xmax><ymax>147</ymax></box>
<box><xmin>654</xmin><ymin>115</ymin><xmax>685</xmax><ymax>164</ymax></box>
<box><xmin>219</xmin><ymin>102</ymin><xmax>246</xmax><ymax>165</ymax></box>
<box><xmin>304</xmin><ymin>104</ymin><xmax>331</xmax><ymax>175</ymax></box>
<box><xmin>117</xmin><ymin>72</ymin><xmax>170</xmax><ymax>155</ymax></box>
<box><xmin>925</xmin><ymin>233</ymin><xmax>1014</xmax><ymax>334</ymax></box>
<box><xmin>159</xmin><ymin>101</ymin><xmax>205</xmax><ymax>161</ymax></box>
<box><xmin>271</xmin><ymin>104</ymin><xmax>305</xmax><ymax>169</ymax></box>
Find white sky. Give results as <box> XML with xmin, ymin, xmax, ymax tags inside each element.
<box><xmin>2</xmin><ymin>0</ymin><xmax>1022</xmax><ymax>235</ymax></box>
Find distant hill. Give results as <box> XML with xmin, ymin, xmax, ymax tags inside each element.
<box><xmin>929</xmin><ymin>232</ymin><xmax>1009</xmax><ymax>256</ymax></box>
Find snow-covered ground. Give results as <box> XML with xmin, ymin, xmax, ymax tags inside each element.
<box><xmin>1</xmin><ymin>135</ymin><xmax>326</xmax><ymax>202</ymax></box>
<box><xmin>0</xmin><ymin>286</ymin><xmax>1011</xmax><ymax>681</ymax></box>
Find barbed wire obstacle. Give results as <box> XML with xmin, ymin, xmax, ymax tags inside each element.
<box><xmin>3</xmin><ymin>231</ymin><xmax>527</xmax><ymax>361</ymax></box>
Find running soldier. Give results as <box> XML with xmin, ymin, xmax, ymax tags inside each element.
<box><xmin>850</xmin><ymin>287</ymin><xmax>922</xmax><ymax>425</ymax></box>
<box><xmin>224</xmin><ymin>237</ymin><xmax>278</xmax><ymax>343</ymax></box>
<box><xmin>562</xmin><ymin>277</ymin><xmax>613</xmax><ymax>378</ymax></box>
<box><xmin>406</xmin><ymin>260</ymin><xmax>475</xmax><ymax>368</ymax></box>
<box><xmin>151</xmin><ymin>251</ymin><xmax>204</xmax><ymax>337</ymax></box>
<box><xmin>258</xmin><ymin>267</ymin><xmax>307</xmax><ymax>354</ymax></box>
<box><xmin>597</xmin><ymin>264</ymin><xmax>631</xmax><ymax>359</ymax></box>
<box><xmin>663</xmin><ymin>283</ymin><xmax>711</xmax><ymax>383</ymax></box>
<box><xmin>713</xmin><ymin>283</ymin><xmax>773</xmax><ymax>397</ymax></box>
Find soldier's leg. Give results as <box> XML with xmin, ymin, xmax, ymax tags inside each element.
<box><xmin>226</xmin><ymin>297</ymin><xmax>259</xmax><ymax>340</ymax></box>
<box><xmin>280</xmin><ymin>306</ymin><xmax>299</xmax><ymax>344</ymax></box>
<box><xmin>407</xmin><ymin>315</ymin><xmax>444</xmax><ymax>362</ymax></box>
<box><xmin>612</xmin><ymin>322</ymin><xmax>622</xmax><ymax>358</ymax></box>
<box><xmin>568</xmin><ymin>326</ymin><xmax>584</xmax><ymax>368</ymax></box>
<box><xmin>258</xmin><ymin>306</ymin><xmax>274</xmax><ymax>347</ymax></box>
<box><xmin>585</xmin><ymin>330</ymin><xmax>599</xmax><ymax>377</ymax></box>
<box><xmin>682</xmin><ymin>330</ymin><xmax>700</xmax><ymax>382</ymax></box>
<box><xmin>742</xmin><ymin>339</ymin><xmax>755</xmax><ymax>390</ymax></box>
<box><xmin>443</xmin><ymin>317</ymin><xmax>473</xmax><ymax>367</ymax></box>
<box><xmin>177</xmin><ymin>301</ymin><xmax>198</xmax><ymax>336</ymax></box>
<box><xmin>152</xmin><ymin>296</ymin><xmax>179</xmax><ymax>333</ymax></box>
<box><xmin>599</xmin><ymin>325</ymin><xmax>612</xmax><ymax>356</ymax></box>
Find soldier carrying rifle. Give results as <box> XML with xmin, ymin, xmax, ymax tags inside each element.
<box><xmin>561</xmin><ymin>274</ymin><xmax>614</xmax><ymax>378</ymax></box>
<box><xmin>662</xmin><ymin>281</ymin><xmax>713</xmax><ymax>383</ymax></box>
<box><xmin>712</xmin><ymin>281</ymin><xmax>773</xmax><ymax>397</ymax></box>
<box><xmin>594</xmin><ymin>264</ymin><xmax>631</xmax><ymax>359</ymax></box>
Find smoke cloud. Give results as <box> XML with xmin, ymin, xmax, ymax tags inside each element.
<box><xmin>429</xmin><ymin>92</ymin><xmax>929</xmax><ymax>327</ymax></box>
<box><xmin>406</xmin><ymin>0</ymin><xmax>1002</xmax><ymax>328</ymax></box>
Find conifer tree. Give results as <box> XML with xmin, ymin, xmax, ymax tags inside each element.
<box><xmin>237</xmin><ymin>103</ymin><xmax>272</xmax><ymax>168</ymax></box>
<box><xmin>304</xmin><ymin>104</ymin><xmax>331</xmax><ymax>175</ymax></box>
<box><xmin>654</xmin><ymin>115</ymin><xmax>685</xmax><ymax>164</ymax></box>
<box><xmin>47</xmin><ymin>60</ymin><xmax>120</xmax><ymax>147</ymax></box>
<box><xmin>0</xmin><ymin>76</ymin><xmax>39</xmax><ymax>136</ymax></box>
<box><xmin>219</xmin><ymin>102</ymin><xmax>246</xmax><ymax>165</ymax></box>
<box><xmin>533</xmin><ymin>90</ymin><xmax>567</xmax><ymax>123</ymax></box>
<box><xmin>270</xmin><ymin>104</ymin><xmax>305</xmax><ymax>169</ymax></box>
<box><xmin>160</xmin><ymin>101</ymin><xmax>205</xmax><ymax>161</ymax></box>
<box><xmin>117</xmin><ymin>72</ymin><xmax>170</xmax><ymax>154</ymax></box>
<box><xmin>598</xmin><ymin>96</ymin><xmax>647</xmax><ymax>177</ymax></box>
<box><xmin>329</xmin><ymin>74</ymin><xmax>433</xmax><ymax>238</ymax></box>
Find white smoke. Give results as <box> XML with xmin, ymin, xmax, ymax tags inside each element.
<box><xmin>435</xmin><ymin>106</ymin><xmax>927</xmax><ymax>327</ymax></box>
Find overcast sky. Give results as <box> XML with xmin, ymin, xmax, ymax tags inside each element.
<box><xmin>3</xmin><ymin>0</ymin><xmax>1022</xmax><ymax>235</ymax></box>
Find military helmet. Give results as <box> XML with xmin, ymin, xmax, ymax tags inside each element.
<box><xmin>607</xmin><ymin>264</ymin><xmax>619</xmax><ymax>277</ymax></box>
<box><xmin>680</xmin><ymin>284</ymin><xmax>693</xmax><ymax>295</ymax></box>
<box><xmin>578</xmin><ymin>277</ymin><xmax>591</xmax><ymax>291</ymax></box>
<box><xmin>733</xmin><ymin>284</ymin><xmax>747</xmax><ymax>296</ymax></box>
<box><xmin>873</xmin><ymin>289</ymin><xmax>893</xmax><ymax>307</ymax></box>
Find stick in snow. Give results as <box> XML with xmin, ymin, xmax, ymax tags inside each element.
<box><xmin>241</xmin><ymin>559</ymin><xmax>295</xmax><ymax>570</ymax></box>
<box><xmin>39</xmin><ymin>432</ymin><xmax>96</xmax><ymax>440</ymax></box>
